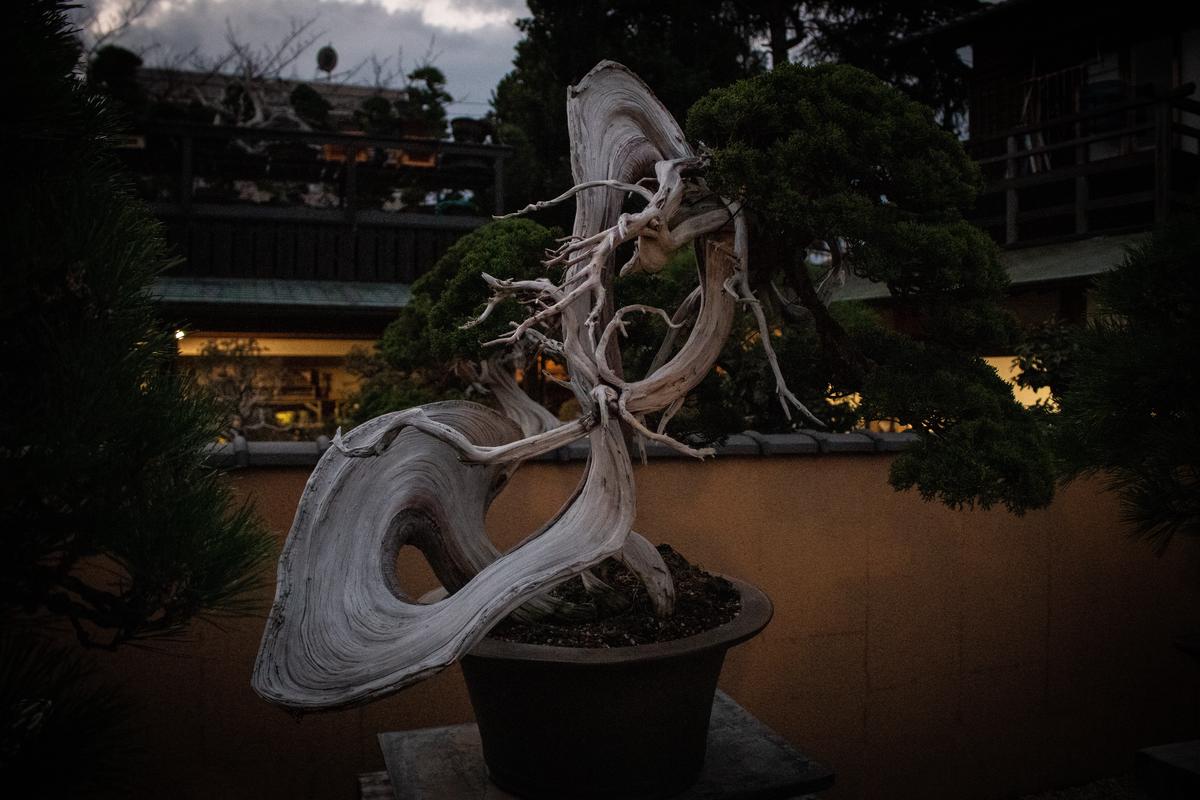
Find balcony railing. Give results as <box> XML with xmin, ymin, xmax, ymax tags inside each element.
<box><xmin>116</xmin><ymin>124</ymin><xmax>510</xmax><ymax>283</ymax></box>
<box><xmin>966</xmin><ymin>90</ymin><xmax>1200</xmax><ymax>247</ymax></box>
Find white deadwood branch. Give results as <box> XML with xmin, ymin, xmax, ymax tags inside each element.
<box><xmin>253</xmin><ymin>62</ymin><xmax>779</xmax><ymax>710</ymax></box>
<box><xmin>495</xmin><ymin>179</ymin><xmax>655</xmax><ymax>220</ymax></box>
<box><xmin>478</xmin><ymin>353</ymin><xmax>563</xmax><ymax>437</ymax></box>
<box><xmin>332</xmin><ymin>406</ymin><xmax>591</xmax><ymax>466</ymax></box>
<box><xmin>722</xmin><ymin>228</ymin><xmax>824</xmax><ymax>428</ymax></box>
<box><xmin>619</xmin><ymin>532</ymin><xmax>676</xmax><ymax>618</ymax></box>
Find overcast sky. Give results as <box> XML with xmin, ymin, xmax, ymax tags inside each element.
<box><xmin>72</xmin><ymin>0</ymin><xmax>530</xmax><ymax>117</ymax></box>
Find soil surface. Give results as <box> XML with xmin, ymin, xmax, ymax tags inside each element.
<box><xmin>487</xmin><ymin>544</ymin><xmax>742</xmax><ymax>648</ymax></box>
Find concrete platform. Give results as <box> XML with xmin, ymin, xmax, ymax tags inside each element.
<box><xmin>1136</xmin><ymin>740</ymin><xmax>1200</xmax><ymax>799</ymax></box>
<box><xmin>370</xmin><ymin>690</ymin><xmax>834</xmax><ymax>799</ymax></box>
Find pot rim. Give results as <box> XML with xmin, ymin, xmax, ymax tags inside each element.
<box><xmin>466</xmin><ymin>575</ymin><xmax>772</xmax><ymax>665</ymax></box>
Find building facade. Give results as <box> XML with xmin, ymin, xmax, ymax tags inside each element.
<box><xmin>838</xmin><ymin>0</ymin><xmax>1200</xmax><ymax>398</ymax></box>
<box><xmin>111</xmin><ymin>68</ymin><xmax>508</xmax><ymax>438</ymax></box>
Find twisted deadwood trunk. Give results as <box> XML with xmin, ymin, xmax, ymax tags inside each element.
<box><xmin>468</xmin><ymin>353</ymin><xmax>671</xmax><ymax>622</ymax></box>
<box><xmin>252</xmin><ymin>62</ymin><xmax>803</xmax><ymax>711</ymax></box>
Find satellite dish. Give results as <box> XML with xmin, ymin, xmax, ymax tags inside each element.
<box><xmin>317</xmin><ymin>45</ymin><xmax>338</xmax><ymax>76</ymax></box>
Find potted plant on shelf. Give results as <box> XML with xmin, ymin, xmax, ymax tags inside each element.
<box><xmin>451</xmin><ymin>115</ymin><xmax>493</xmax><ymax>144</ymax></box>
<box><xmin>396</xmin><ymin>65</ymin><xmax>452</xmax><ymax>140</ymax></box>
<box><xmin>253</xmin><ymin>61</ymin><xmax>1054</xmax><ymax>797</ymax></box>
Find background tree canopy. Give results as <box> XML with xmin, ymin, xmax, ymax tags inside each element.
<box><xmin>1017</xmin><ymin>218</ymin><xmax>1200</xmax><ymax>550</ymax></box>
<box><xmin>491</xmin><ymin>1</ymin><xmax>764</xmax><ymax>219</ymax></box>
<box><xmin>687</xmin><ymin>63</ymin><xmax>1054</xmax><ymax>514</ymax></box>
<box><xmin>492</xmin><ymin>1</ymin><xmax>982</xmax><ymax>216</ymax></box>
<box><xmin>786</xmin><ymin>1</ymin><xmax>983</xmax><ymax>127</ymax></box>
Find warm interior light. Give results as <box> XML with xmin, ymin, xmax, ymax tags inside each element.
<box><xmin>984</xmin><ymin>356</ymin><xmax>1053</xmax><ymax>408</ymax></box>
<box><xmin>176</xmin><ymin>335</ymin><xmax>375</xmax><ymax>358</ymax></box>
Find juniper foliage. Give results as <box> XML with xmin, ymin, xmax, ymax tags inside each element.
<box><xmin>688</xmin><ymin>64</ymin><xmax>1055</xmax><ymax>513</ymax></box>
<box><xmin>343</xmin><ymin>219</ymin><xmax>561</xmax><ymax>424</ymax></box>
<box><xmin>1022</xmin><ymin>219</ymin><xmax>1200</xmax><ymax>549</ymax></box>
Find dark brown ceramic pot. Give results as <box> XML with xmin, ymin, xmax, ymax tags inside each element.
<box><xmin>460</xmin><ymin>576</ymin><xmax>772</xmax><ymax>799</ymax></box>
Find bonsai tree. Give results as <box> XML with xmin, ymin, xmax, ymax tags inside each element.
<box><xmin>189</xmin><ymin>338</ymin><xmax>290</xmax><ymax>441</ymax></box>
<box><xmin>397</xmin><ymin>65</ymin><xmax>452</xmax><ymax>137</ymax></box>
<box><xmin>252</xmin><ymin>61</ymin><xmax>1053</xmax><ymax>709</ymax></box>
<box><xmin>354</xmin><ymin>65</ymin><xmax>453</xmax><ymax>139</ymax></box>
<box><xmin>1016</xmin><ymin>218</ymin><xmax>1200</xmax><ymax>550</ymax></box>
<box><xmin>354</xmin><ymin>93</ymin><xmax>400</xmax><ymax>135</ymax></box>
<box><xmin>288</xmin><ymin>83</ymin><xmax>333</xmax><ymax>130</ymax></box>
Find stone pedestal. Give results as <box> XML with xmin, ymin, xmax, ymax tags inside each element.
<box><xmin>366</xmin><ymin>690</ymin><xmax>834</xmax><ymax>799</ymax></box>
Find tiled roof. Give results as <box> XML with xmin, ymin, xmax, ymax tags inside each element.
<box><xmin>831</xmin><ymin>232</ymin><xmax>1146</xmax><ymax>302</ymax></box>
<box><xmin>152</xmin><ymin>276</ymin><xmax>412</xmax><ymax>310</ymax></box>
<box><xmin>205</xmin><ymin>430</ymin><xmax>918</xmax><ymax>468</ymax></box>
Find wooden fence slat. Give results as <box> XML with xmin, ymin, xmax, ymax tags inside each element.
<box><xmin>317</xmin><ymin>227</ymin><xmax>339</xmax><ymax>280</ymax></box>
<box><xmin>295</xmin><ymin>228</ymin><xmax>316</xmax><ymax>280</ymax></box>
<box><xmin>377</xmin><ymin>229</ymin><xmax>397</xmax><ymax>282</ymax></box>
<box><xmin>357</xmin><ymin>227</ymin><xmax>378</xmax><ymax>282</ymax></box>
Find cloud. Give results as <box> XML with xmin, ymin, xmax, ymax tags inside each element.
<box><xmin>370</xmin><ymin>0</ymin><xmax>525</xmax><ymax>32</ymax></box>
<box><xmin>73</xmin><ymin>0</ymin><xmax>527</xmax><ymax>116</ymax></box>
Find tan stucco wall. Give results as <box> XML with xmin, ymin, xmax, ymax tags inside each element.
<box><xmin>95</xmin><ymin>456</ymin><xmax>1200</xmax><ymax>799</ymax></box>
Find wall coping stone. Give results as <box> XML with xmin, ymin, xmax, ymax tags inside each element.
<box><xmin>863</xmin><ymin>430</ymin><xmax>920</xmax><ymax>452</ymax></box>
<box><xmin>204</xmin><ymin>430</ymin><xmax>914</xmax><ymax>469</ymax></box>
<box><xmin>802</xmin><ymin>430</ymin><xmax>876</xmax><ymax>454</ymax></box>
<box><xmin>742</xmin><ymin>430</ymin><xmax>820</xmax><ymax>455</ymax></box>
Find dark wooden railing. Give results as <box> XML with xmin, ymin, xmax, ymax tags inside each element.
<box><xmin>966</xmin><ymin>90</ymin><xmax>1200</xmax><ymax>247</ymax></box>
<box><xmin>116</xmin><ymin>124</ymin><xmax>510</xmax><ymax>282</ymax></box>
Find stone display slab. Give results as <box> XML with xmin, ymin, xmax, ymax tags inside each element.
<box><xmin>374</xmin><ymin>690</ymin><xmax>834</xmax><ymax>799</ymax></box>
<box><xmin>1136</xmin><ymin>740</ymin><xmax>1200</xmax><ymax>799</ymax></box>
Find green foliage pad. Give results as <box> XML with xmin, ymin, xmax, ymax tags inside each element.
<box><xmin>688</xmin><ymin>64</ymin><xmax>1054</xmax><ymax>513</ymax></box>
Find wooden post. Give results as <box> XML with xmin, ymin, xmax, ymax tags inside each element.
<box><xmin>341</xmin><ymin>144</ymin><xmax>359</xmax><ymax>278</ymax></box>
<box><xmin>1075</xmin><ymin>120</ymin><xmax>1088</xmax><ymax>235</ymax></box>
<box><xmin>343</xmin><ymin>144</ymin><xmax>359</xmax><ymax>221</ymax></box>
<box><xmin>179</xmin><ymin>134</ymin><xmax>193</xmax><ymax>214</ymax></box>
<box><xmin>493</xmin><ymin>154</ymin><xmax>506</xmax><ymax>216</ymax></box>
<box><xmin>1154</xmin><ymin>100</ymin><xmax>1173</xmax><ymax>224</ymax></box>
<box><xmin>1005</xmin><ymin>135</ymin><xmax>1019</xmax><ymax>245</ymax></box>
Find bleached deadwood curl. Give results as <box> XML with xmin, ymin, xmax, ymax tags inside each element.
<box><xmin>253</xmin><ymin>402</ymin><xmax>637</xmax><ymax>710</ymax></box>
<box><xmin>253</xmin><ymin>61</ymin><xmax>807</xmax><ymax>711</ymax></box>
<box><xmin>478</xmin><ymin>354</ymin><xmax>562</xmax><ymax>437</ymax></box>
<box><xmin>621</xmin><ymin>218</ymin><xmax>743</xmax><ymax>416</ymax></box>
<box><xmin>595</xmin><ymin>305</ymin><xmax>684</xmax><ymax>388</ymax></box>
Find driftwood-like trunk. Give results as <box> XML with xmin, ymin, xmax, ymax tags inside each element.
<box><xmin>252</xmin><ymin>62</ymin><xmax>804</xmax><ymax>710</ymax></box>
